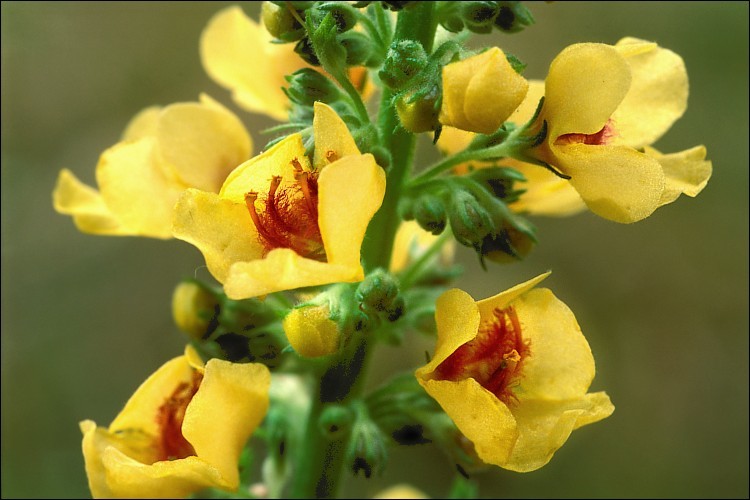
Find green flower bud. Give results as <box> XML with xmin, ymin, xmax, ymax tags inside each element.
<box><xmin>413</xmin><ymin>193</ymin><xmax>447</xmax><ymax>235</ymax></box>
<box><xmin>449</xmin><ymin>191</ymin><xmax>493</xmax><ymax>247</ymax></box>
<box><xmin>262</xmin><ymin>1</ymin><xmax>305</xmax><ymax>42</ymax></box>
<box><xmin>356</xmin><ymin>269</ymin><xmax>400</xmax><ymax>312</ymax></box>
<box><xmin>294</xmin><ymin>36</ymin><xmax>321</xmax><ymax>66</ymax></box>
<box><xmin>480</xmin><ymin>219</ymin><xmax>536</xmax><ymax>263</ymax></box>
<box><xmin>384</xmin><ymin>295</ymin><xmax>406</xmax><ymax>323</ymax></box>
<box><xmin>313</xmin><ymin>2</ymin><xmax>359</xmax><ymax>33</ymax></box>
<box><xmin>285</xmin><ymin>68</ymin><xmax>341</xmax><ymax>105</ymax></box>
<box><xmin>379</xmin><ymin>40</ymin><xmax>428</xmax><ymax>90</ymax></box>
<box><xmin>461</xmin><ymin>1</ymin><xmax>500</xmax><ymax>26</ymax></box>
<box><xmin>171</xmin><ymin>281</ymin><xmax>219</xmax><ymax>340</ymax></box>
<box><xmin>381</xmin><ymin>1</ymin><xmax>417</xmax><ymax>11</ymax></box>
<box><xmin>319</xmin><ymin>404</ymin><xmax>354</xmax><ymax>438</ymax></box>
<box><xmin>339</xmin><ymin>31</ymin><xmax>373</xmax><ymax>66</ymax></box>
<box><xmin>494</xmin><ymin>1</ymin><xmax>535</xmax><ymax>33</ymax></box>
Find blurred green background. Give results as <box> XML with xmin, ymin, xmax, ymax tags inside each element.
<box><xmin>2</xmin><ymin>1</ymin><xmax>747</xmax><ymax>498</ymax></box>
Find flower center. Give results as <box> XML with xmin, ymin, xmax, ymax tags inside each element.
<box><xmin>155</xmin><ymin>370</ymin><xmax>203</xmax><ymax>461</ymax></box>
<box><xmin>244</xmin><ymin>158</ymin><xmax>326</xmax><ymax>261</ymax></box>
<box><xmin>556</xmin><ymin>118</ymin><xmax>617</xmax><ymax>146</ymax></box>
<box><xmin>435</xmin><ymin>306</ymin><xmax>530</xmax><ymax>405</ymax></box>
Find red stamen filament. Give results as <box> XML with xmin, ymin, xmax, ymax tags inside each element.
<box><xmin>244</xmin><ymin>158</ymin><xmax>326</xmax><ymax>260</ymax></box>
<box><xmin>155</xmin><ymin>371</ymin><xmax>203</xmax><ymax>461</ymax></box>
<box><xmin>435</xmin><ymin>306</ymin><xmax>530</xmax><ymax>406</ymax></box>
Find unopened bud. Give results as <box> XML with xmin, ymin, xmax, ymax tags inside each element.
<box><xmin>285</xmin><ymin>68</ymin><xmax>340</xmax><ymax>105</ymax></box>
<box><xmin>413</xmin><ymin>193</ymin><xmax>447</xmax><ymax>235</ymax></box>
<box><xmin>461</xmin><ymin>1</ymin><xmax>499</xmax><ymax>33</ymax></box>
<box><xmin>319</xmin><ymin>404</ymin><xmax>354</xmax><ymax>438</ymax></box>
<box><xmin>283</xmin><ymin>304</ymin><xmax>340</xmax><ymax>357</ymax></box>
<box><xmin>313</xmin><ymin>2</ymin><xmax>359</xmax><ymax>33</ymax></box>
<box><xmin>480</xmin><ymin>220</ymin><xmax>536</xmax><ymax>263</ymax></box>
<box><xmin>379</xmin><ymin>40</ymin><xmax>428</xmax><ymax>90</ymax></box>
<box><xmin>449</xmin><ymin>191</ymin><xmax>493</xmax><ymax>247</ymax></box>
<box><xmin>262</xmin><ymin>1</ymin><xmax>305</xmax><ymax>42</ymax></box>
<box><xmin>494</xmin><ymin>1</ymin><xmax>535</xmax><ymax>33</ymax></box>
<box><xmin>172</xmin><ymin>281</ymin><xmax>219</xmax><ymax>340</ymax></box>
<box><xmin>396</xmin><ymin>86</ymin><xmax>441</xmax><ymax>133</ymax></box>
<box><xmin>294</xmin><ymin>36</ymin><xmax>321</xmax><ymax>66</ymax></box>
<box><xmin>356</xmin><ymin>269</ymin><xmax>400</xmax><ymax>312</ymax></box>
<box><xmin>340</xmin><ymin>31</ymin><xmax>373</xmax><ymax>66</ymax></box>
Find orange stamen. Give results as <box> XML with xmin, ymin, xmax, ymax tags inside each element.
<box><xmin>556</xmin><ymin>118</ymin><xmax>617</xmax><ymax>146</ymax></box>
<box><xmin>325</xmin><ymin>150</ymin><xmax>339</xmax><ymax>164</ymax></box>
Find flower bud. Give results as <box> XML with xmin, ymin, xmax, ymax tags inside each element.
<box><xmin>285</xmin><ymin>68</ymin><xmax>341</xmax><ymax>105</ymax></box>
<box><xmin>171</xmin><ymin>281</ymin><xmax>219</xmax><ymax>340</ymax></box>
<box><xmin>318</xmin><ymin>404</ymin><xmax>354</xmax><ymax>438</ymax></box>
<box><xmin>283</xmin><ymin>304</ymin><xmax>340</xmax><ymax>357</ymax></box>
<box><xmin>413</xmin><ymin>193</ymin><xmax>447</xmax><ymax>235</ymax></box>
<box><xmin>313</xmin><ymin>2</ymin><xmax>359</xmax><ymax>33</ymax></box>
<box><xmin>494</xmin><ymin>1</ymin><xmax>535</xmax><ymax>33</ymax></box>
<box><xmin>261</xmin><ymin>1</ymin><xmax>305</xmax><ymax>42</ymax></box>
<box><xmin>440</xmin><ymin>47</ymin><xmax>528</xmax><ymax>134</ymax></box>
<box><xmin>339</xmin><ymin>31</ymin><xmax>373</xmax><ymax>66</ymax></box>
<box><xmin>449</xmin><ymin>191</ymin><xmax>493</xmax><ymax>247</ymax></box>
<box><xmin>480</xmin><ymin>221</ymin><xmax>536</xmax><ymax>264</ymax></box>
<box><xmin>379</xmin><ymin>40</ymin><xmax>428</xmax><ymax>90</ymax></box>
<box><xmin>356</xmin><ymin>269</ymin><xmax>400</xmax><ymax>313</ymax></box>
<box><xmin>396</xmin><ymin>86</ymin><xmax>441</xmax><ymax>133</ymax></box>
<box><xmin>294</xmin><ymin>36</ymin><xmax>321</xmax><ymax>66</ymax></box>
<box><xmin>461</xmin><ymin>1</ymin><xmax>499</xmax><ymax>33</ymax></box>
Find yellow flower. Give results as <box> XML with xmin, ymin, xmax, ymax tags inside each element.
<box><xmin>520</xmin><ymin>37</ymin><xmax>712</xmax><ymax>223</ymax></box>
<box><xmin>79</xmin><ymin>346</ymin><xmax>270</xmax><ymax>498</ymax></box>
<box><xmin>173</xmin><ymin>102</ymin><xmax>386</xmax><ymax>299</ymax></box>
<box><xmin>201</xmin><ymin>6</ymin><xmax>373</xmax><ymax>121</ymax></box>
<box><xmin>416</xmin><ymin>273</ymin><xmax>614</xmax><ymax>472</ymax></box>
<box><xmin>53</xmin><ymin>95</ymin><xmax>252</xmax><ymax>239</ymax></box>
<box><xmin>283</xmin><ymin>303</ymin><xmax>340</xmax><ymax>357</ymax></box>
<box><xmin>440</xmin><ymin>47</ymin><xmax>529</xmax><ymax>135</ymax></box>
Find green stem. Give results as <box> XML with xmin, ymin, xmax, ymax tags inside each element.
<box><xmin>362</xmin><ymin>2</ymin><xmax>439</xmax><ymax>272</ymax></box>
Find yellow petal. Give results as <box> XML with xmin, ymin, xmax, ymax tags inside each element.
<box><xmin>552</xmin><ymin>143</ymin><xmax>665</xmax><ymax>223</ymax></box>
<box><xmin>418</xmin><ymin>378</ymin><xmax>518</xmax><ymax>466</ymax></box>
<box><xmin>183</xmin><ymin>359</ymin><xmax>270</xmax><ymax>490</ymax></box>
<box><xmin>500</xmin><ymin>392</ymin><xmax>614</xmax><ymax>472</ymax></box>
<box><xmin>544</xmin><ymin>43</ymin><xmax>631</xmax><ymax>137</ymax></box>
<box><xmin>313</xmin><ymin>101</ymin><xmax>361</xmax><ymax>169</ymax></box>
<box><xmin>389</xmin><ymin>220</ymin><xmax>454</xmax><ymax>273</ymax></box>
<box><xmin>463</xmin><ymin>48</ymin><xmax>529</xmax><ymax>134</ymax></box>
<box><xmin>435</xmin><ymin>126</ymin><xmax>474</xmax><ymax>155</ymax></box>
<box><xmin>417</xmin><ymin>288</ymin><xmax>481</xmax><ymax>376</ymax></box>
<box><xmin>509</xmin><ymin>80</ymin><xmax>545</xmax><ymax>126</ymax></box>
<box><xmin>511</xmin><ymin>288</ymin><xmax>595</xmax><ymax>400</ymax></box>
<box><xmin>475</xmin><ymin>272</ymin><xmax>550</xmax><ymax>319</ymax></box>
<box><xmin>121</xmin><ymin>106</ymin><xmax>161</xmax><ymax>141</ymax></box>
<box><xmin>95</xmin><ymin>138</ymin><xmax>186</xmax><ymax>238</ymax></box>
<box><xmin>223</xmin><ymin>248</ymin><xmax>361</xmax><ymax>299</ymax></box>
<box><xmin>612</xmin><ymin>38</ymin><xmax>688</xmax><ymax>149</ymax></box>
<box><xmin>441</xmin><ymin>48</ymin><xmax>528</xmax><ymax>134</ymax></box>
<box><xmin>220</xmin><ymin>134</ymin><xmax>309</xmax><ymax>203</ymax></box>
<box><xmin>283</xmin><ymin>304</ymin><xmax>340</xmax><ymax>357</ymax></box>
<box><xmin>644</xmin><ymin>145</ymin><xmax>712</xmax><ymax>206</ymax></box>
<box><xmin>318</xmin><ymin>154</ymin><xmax>386</xmax><ymax>269</ymax></box>
<box><xmin>52</xmin><ymin>169</ymin><xmax>127</xmax><ymax>235</ymax></box>
<box><xmin>156</xmin><ymin>99</ymin><xmax>252</xmax><ymax>193</ymax></box>
<box><xmin>507</xmin><ymin>160</ymin><xmax>586</xmax><ymax>217</ymax></box>
<box><xmin>172</xmin><ymin>189</ymin><xmax>264</xmax><ymax>283</ymax></box>
<box><xmin>200</xmin><ymin>6</ymin><xmax>305</xmax><ymax>121</ymax></box>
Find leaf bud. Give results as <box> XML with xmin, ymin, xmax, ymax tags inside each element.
<box><xmin>413</xmin><ymin>193</ymin><xmax>447</xmax><ymax>235</ymax></box>
<box><xmin>171</xmin><ymin>281</ymin><xmax>219</xmax><ymax>340</ymax></box>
